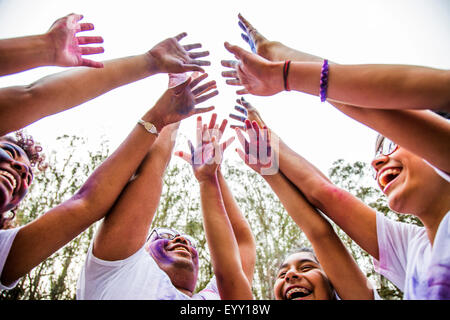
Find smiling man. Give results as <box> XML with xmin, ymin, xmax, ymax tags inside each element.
<box><xmin>76</xmin><ymin>88</ymin><xmax>255</xmax><ymax>299</ymax></box>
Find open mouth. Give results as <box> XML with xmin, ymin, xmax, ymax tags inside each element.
<box><xmin>285</xmin><ymin>287</ymin><xmax>312</xmax><ymax>300</ymax></box>
<box><xmin>0</xmin><ymin>170</ymin><xmax>17</xmax><ymax>192</ymax></box>
<box><xmin>168</xmin><ymin>245</ymin><xmax>191</xmax><ymax>256</ymax></box>
<box><xmin>378</xmin><ymin>167</ymin><xmax>401</xmax><ymax>190</ymax></box>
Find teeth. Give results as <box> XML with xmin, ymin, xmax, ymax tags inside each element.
<box><xmin>286</xmin><ymin>287</ymin><xmax>311</xmax><ymax>299</ymax></box>
<box><xmin>378</xmin><ymin>168</ymin><xmax>401</xmax><ymax>188</ymax></box>
<box><xmin>172</xmin><ymin>247</ymin><xmax>189</xmax><ymax>253</ymax></box>
<box><xmin>0</xmin><ymin>170</ymin><xmax>17</xmax><ymax>191</ymax></box>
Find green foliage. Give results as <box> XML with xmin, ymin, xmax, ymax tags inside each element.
<box><xmin>1</xmin><ymin>135</ymin><xmax>108</xmax><ymax>300</ymax></box>
<box><xmin>1</xmin><ymin>135</ymin><xmax>416</xmax><ymax>301</ymax></box>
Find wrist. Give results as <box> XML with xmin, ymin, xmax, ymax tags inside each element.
<box><xmin>197</xmin><ymin>173</ymin><xmax>219</xmax><ymax>185</ymax></box>
<box><xmin>40</xmin><ymin>33</ymin><xmax>57</xmax><ymax>65</ymax></box>
<box><xmin>144</xmin><ymin>51</ymin><xmax>162</xmax><ymax>75</ymax></box>
<box><xmin>141</xmin><ymin>108</ymin><xmax>165</xmax><ymax>133</ymax></box>
<box><xmin>270</xmin><ymin>61</ymin><xmax>286</xmax><ymax>93</ymax></box>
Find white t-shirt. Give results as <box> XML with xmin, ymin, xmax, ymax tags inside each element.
<box><xmin>0</xmin><ymin>227</ymin><xmax>21</xmax><ymax>290</ymax></box>
<box><xmin>76</xmin><ymin>244</ymin><xmax>220</xmax><ymax>300</ymax></box>
<box><xmin>373</xmin><ymin>210</ymin><xmax>450</xmax><ymax>299</ymax></box>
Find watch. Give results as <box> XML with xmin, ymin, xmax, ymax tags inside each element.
<box><xmin>138</xmin><ymin>119</ymin><xmax>159</xmax><ymax>137</ymax></box>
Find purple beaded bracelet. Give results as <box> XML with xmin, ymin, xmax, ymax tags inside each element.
<box><xmin>319</xmin><ymin>59</ymin><xmax>329</xmax><ymax>102</ymax></box>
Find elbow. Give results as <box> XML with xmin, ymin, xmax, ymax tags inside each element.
<box><xmin>307</xmin><ymin>179</ymin><xmax>343</xmax><ymax>211</ymax></box>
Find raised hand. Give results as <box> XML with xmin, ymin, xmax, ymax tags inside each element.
<box><xmin>175</xmin><ymin>114</ymin><xmax>234</xmax><ymax>182</ymax></box>
<box><xmin>229</xmin><ymin>97</ymin><xmax>267</xmax><ymax>130</ymax></box>
<box><xmin>147</xmin><ymin>73</ymin><xmax>218</xmax><ymax>130</ymax></box>
<box><xmin>238</xmin><ymin>13</ymin><xmax>270</xmax><ymax>54</ymax></box>
<box><xmin>235</xmin><ymin>119</ymin><xmax>278</xmax><ymax>176</ymax></box>
<box><xmin>221</xmin><ymin>42</ymin><xmax>283</xmax><ymax>96</ymax></box>
<box><xmin>47</xmin><ymin>13</ymin><xmax>104</xmax><ymax>68</ymax></box>
<box><xmin>147</xmin><ymin>33</ymin><xmax>211</xmax><ymax>74</ymax></box>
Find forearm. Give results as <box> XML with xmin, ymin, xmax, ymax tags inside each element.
<box><xmin>1</xmin><ymin>113</ymin><xmax>164</xmax><ymax>284</ymax></box>
<box><xmin>216</xmin><ymin>170</ymin><xmax>255</xmax><ymax>284</ymax></box>
<box><xmin>72</xmin><ymin>108</ymin><xmax>164</xmax><ymax>221</ymax></box>
<box><xmin>286</xmin><ymin>62</ymin><xmax>450</xmax><ymax>111</ymax></box>
<box><xmin>258</xmin><ymin>41</ymin><xmax>324</xmax><ymax>63</ymax></box>
<box><xmin>276</xmin><ymin>133</ymin><xmax>379</xmax><ymax>258</ymax></box>
<box><xmin>199</xmin><ymin>176</ymin><xmax>253</xmax><ymax>299</ymax></box>
<box><xmin>0</xmin><ymin>53</ymin><xmax>154</xmax><ymax>136</ymax></box>
<box><xmin>92</xmin><ymin>122</ymin><xmax>179</xmax><ymax>260</ymax></box>
<box><xmin>275</xmin><ymin>132</ymin><xmax>331</xmax><ymax>208</ymax></box>
<box><xmin>263</xmin><ymin>172</ymin><xmax>374</xmax><ymax>299</ymax></box>
<box><xmin>0</xmin><ymin>34</ymin><xmax>54</xmax><ymax>76</ymax></box>
<box><xmin>336</xmin><ymin>106</ymin><xmax>450</xmax><ymax>172</ymax></box>
<box><xmin>263</xmin><ymin>171</ymin><xmax>333</xmax><ymax>239</ymax></box>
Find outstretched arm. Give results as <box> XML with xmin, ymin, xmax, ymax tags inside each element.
<box><xmin>0</xmin><ymin>13</ymin><xmax>104</xmax><ymax>76</ymax></box>
<box><xmin>1</xmin><ymin>73</ymin><xmax>216</xmax><ymax>286</ymax></box>
<box><xmin>0</xmin><ymin>32</ymin><xmax>210</xmax><ymax>136</ymax></box>
<box><xmin>230</xmin><ymin>99</ymin><xmax>379</xmax><ymax>260</ymax></box>
<box><xmin>235</xmin><ymin>121</ymin><xmax>374</xmax><ymax>299</ymax></box>
<box><xmin>89</xmin><ymin>73</ymin><xmax>217</xmax><ymax>261</ymax></box>
<box><xmin>175</xmin><ymin>114</ymin><xmax>253</xmax><ymax>299</ymax></box>
<box><xmin>202</xmin><ymin>113</ymin><xmax>256</xmax><ymax>285</ymax></box>
<box><xmin>224</xmin><ymin>14</ymin><xmax>450</xmax><ymax>173</ymax></box>
<box><xmin>227</xmin><ymin>15</ymin><xmax>450</xmax><ymax>111</ymax></box>
<box><xmin>93</xmin><ymin>122</ymin><xmax>179</xmax><ymax>260</ymax></box>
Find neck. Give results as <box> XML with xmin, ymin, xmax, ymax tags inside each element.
<box><xmin>175</xmin><ymin>286</ymin><xmax>193</xmax><ymax>297</ymax></box>
<box><xmin>415</xmin><ymin>195</ymin><xmax>450</xmax><ymax>246</ymax></box>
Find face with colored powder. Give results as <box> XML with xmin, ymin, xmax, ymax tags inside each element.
<box><xmin>0</xmin><ymin>138</ymin><xmax>33</xmax><ymax>215</ymax></box>
<box><xmin>273</xmin><ymin>251</ymin><xmax>336</xmax><ymax>300</ymax></box>
<box><xmin>145</xmin><ymin>228</ymin><xmax>199</xmax><ymax>293</ymax></box>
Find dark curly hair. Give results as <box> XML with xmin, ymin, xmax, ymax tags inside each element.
<box><xmin>0</xmin><ymin>130</ymin><xmax>47</xmax><ymax>229</ymax></box>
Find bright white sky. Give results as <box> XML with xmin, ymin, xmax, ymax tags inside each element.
<box><xmin>0</xmin><ymin>0</ymin><xmax>449</xmax><ymax>177</ymax></box>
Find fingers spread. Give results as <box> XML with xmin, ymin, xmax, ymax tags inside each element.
<box><xmin>221</xmin><ymin>70</ymin><xmax>238</xmax><ymax>78</ymax></box>
<box><xmin>77</xmin><ymin>36</ymin><xmax>104</xmax><ymax>44</ymax></box>
<box><xmin>221</xmin><ymin>60</ymin><xmax>239</xmax><ymax>69</ymax></box>
<box><xmin>174</xmin><ymin>32</ymin><xmax>188</xmax><ymax>41</ymax></box>
<box><xmin>183</xmin><ymin>43</ymin><xmax>202</xmax><ymax>51</ymax></box>
<box><xmin>193</xmin><ymin>106</ymin><xmax>215</xmax><ymax>115</ymax></box>
<box><xmin>229</xmin><ymin>113</ymin><xmax>246</xmax><ymax>122</ymax></box>
<box><xmin>189</xmin><ymin>51</ymin><xmax>210</xmax><ymax>59</ymax></box>
<box><xmin>195</xmin><ymin>90</ymin><xmax>219</xmax><ymax>105</ymax></box>
<box><xmin>189</xmin><ymin>72</ymin><xmax>209</xmax><ymax>88</ymax></box>
<box><xmin>191</xmin><ymin>80</ymin><xmax>217</xmax><ymax>97</ymax></box>
<box><xmin>78</xmin><ymin>22</ymin><xmax>94</xmax><ymax>32</ymax></box>
<box><xmin>236</xmin><ymin>88</ymin><xmax>249</xmax><ymax>95</ymax></box>
<box><xmin>226</xmin><ymin>79</ymin><xmax>241</xmax><ymax>86</ymax></box>
<box><xmin>235</xmin><ymin>128</ymin><xmax>250</xmax><ymax>155</ymax></box>
<box><xmin>80</xmin><ymin>46</ymin><xmax>105</xmax><ymax>55</ymax></box>
<box><xmin>208</xmin><ymin>113</ymin><xmax>218</xmax><ymax>130</ymax></box>
<box><xmin>221</xmin><ymin>136</ymin><xmax>235</xmax><ymax>152</ymax></box>
<box><xmin>174</xmin><ymin>150</ymin><xmax>192</xmax><ymax>164</ymax></box>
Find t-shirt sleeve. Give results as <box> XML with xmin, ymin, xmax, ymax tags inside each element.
<box><xmin>76</xmin><ymin>243</ymin><xmax>149</xmax><ymax>299</ymax></box>
<box><xmin>0</xmin><ymin>227</ymin><xmax>21</xmax><ymax>290</ymax></box>
<box><xmin>372</xmin><ymin>211</ymin><xmax>423</xmax><ymax>291</ymax></box>
<box><xmin>196</xmin><ymin>276</ymin><xmax>220</xmax><ymax>300</ymax></box>
<box><xmin>425</xmin><ymin>211</ymin><xmax>450</xmax><ymax>299</ymax></box>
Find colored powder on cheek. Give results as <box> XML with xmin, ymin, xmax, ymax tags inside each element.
<box><xmin>149</xmin><ymin>239</ymin><xmax>174</xmax><ymax>264</ymax></box>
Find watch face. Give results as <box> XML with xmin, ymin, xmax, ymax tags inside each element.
<box><xmin>144</xmin><ymin>123</ymin><xmax>153</xmax><ymax>131</ymax></box>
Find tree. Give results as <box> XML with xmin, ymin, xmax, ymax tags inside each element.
<box><xmin>1</xmin><ymin>134</ymin><xmax>412</xmax><ymax>300</ymax></box>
